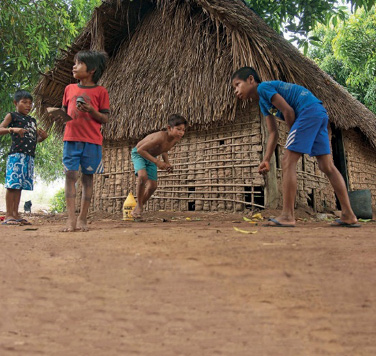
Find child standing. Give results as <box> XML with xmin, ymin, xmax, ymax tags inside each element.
<box><xmin>231</xmin><ymin>66</ymin><xmax>359</xmax><ymax>227</ymax></box>
<box><xmin>61</xmin><ymin>50</ymin><xmax>110</xmax><ymax>232</ymax></box>
<box><xmin>0</xmin><ymin>90</ymin><xmax>48</xmax><ymax>225</ymax></box>
<box><xmin>131</xmin><ymin>114</ymin><xmax>187</xmax><ymax>218</ymax></box>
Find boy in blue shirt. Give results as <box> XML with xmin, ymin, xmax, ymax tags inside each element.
<box><xmin>0</xmin><ymin>90</ymin><xmax>48</xmax><ymax>225</ymax></box>
<box><xmin>232</xmin><ymin>67</ymin><xmax>359</xmax><ymax>227</ymax></box>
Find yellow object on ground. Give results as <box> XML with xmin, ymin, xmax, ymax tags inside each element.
<box><xmin>233</xmin><ymin>227</ymin><xmax>258</xmax><ymax>234</ymax></box>
<box><xmin>123</xmin><ymin>192</ymin><xmax>137</xmax><ymax>221</ymax></box>
<box><xmin>252</xmin><ymin>213</ymin><xmax>263</xmax><ymax>221</ymax></box>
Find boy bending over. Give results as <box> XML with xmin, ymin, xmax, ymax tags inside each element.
<box><xmin>0</xmin><ymin>90</ymin><xmax>48</xmax><ymax>225</ymax></box>
<box><xmin>131</xmin><ymin>114</ymin><xmax>187</xmax><ymax>218</ymax></box>
<box><xmin>232</xmin><ymin>67</ymin><xmax>359</xmax><ymax>228</ymax></box>
<box><xmin>62</xmin><ymin>50</ymin><xmax>110</xmax><ymax>232</ymax></box>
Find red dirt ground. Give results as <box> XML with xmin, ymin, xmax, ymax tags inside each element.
<box><xmin>0</xmin><ymin>209</ymin><xmax>375</xmax><ymax>356</ymax></box>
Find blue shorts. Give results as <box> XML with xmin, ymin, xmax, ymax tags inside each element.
<box><xmin>131</xmin><ymin>147</ymin><xmax>157</xmax><ymax>181</ymax></box>
<box><xmin>285</xmin><ymin>103</ymin><xmax>331</xmax><ymax>156</ymax></box>
<box><xmin>63</xmin><ymin>141</ymin><xmax>103</xmax><ymax>174</ymax></box>
<box><xmin>5</xmin><ymin>153</ymin><xmax>34</xmax><ymax>190</ymax></box>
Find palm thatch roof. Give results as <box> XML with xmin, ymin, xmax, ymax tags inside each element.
<box><xmin>34</xmin><ymin>0</ymin><xmax>376</xmax><ymax>147</ymax></box>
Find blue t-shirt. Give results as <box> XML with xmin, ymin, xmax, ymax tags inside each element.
<box><xmin>257</xmin><ymin>81</ymin><xmax>322</xmax><ymax>119</ymax></box>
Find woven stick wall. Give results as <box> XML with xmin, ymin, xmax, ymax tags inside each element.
<box><xmin>92</xmin><ymin>110</ymin><xmax>342</xmax><ymax>214</ymax></box>
<box><xmin>93</xmin><ymin>103</ymin><xmax>265</xmax><ymax>213</ymax></box>
<box><xmin>344</xmin><ymin>130</ymin><xmax>376</xmax><ymax>205</ymax></box>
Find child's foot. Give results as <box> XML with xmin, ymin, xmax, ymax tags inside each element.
<box><xmin>131</xmin><ymin>210</ymin><xmax>142</xmax><ymax>219</ymax></box>
<box><xmin>77</xmin><ymin>217</ymin><xmax>89</xmax><ymax>232</ymax></box>
<box><xmin>338</xmin><ymin>212</ymin><xmax>358</xmax><ymax>225</ymax></box>
<box><xmin>60</xmin><ymin>218</ymin><xmax>77</xmax><ymax>232</ymax></box>
<box><xmin>17</xmin><ymin>218</ymin><xmax>32</xmax><ymax>225</ymax></box>
<box><xmin>131</xmin><ymin>205</ymin><xmax>143</xmax><ymax>219</ymax></box>
<box><xmin>2</xmin><ymin>218</ymin><xmax>21</xmax><ymax>226</ymax></box>
<box><xmin>263</xmin><ymin>216</ymin><xmax>296</xmax><ymax>227</ymax></box>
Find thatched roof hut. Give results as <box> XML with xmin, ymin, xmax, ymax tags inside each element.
<box><xmin>34</xmin><ymin>0</ymin><xmax>376</xmax><ymax>214</ymax></box>
<box><xmin>35</xmin><ymin>0</ymin><xmax>376</xmax><ymax>147</ymax></box>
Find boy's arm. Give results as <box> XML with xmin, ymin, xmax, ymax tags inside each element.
<box><xmin>271</xmin><ymin>94</ymin><xmax>295</xmax><ymax>129</ymax></box>
<box><xmin>0</xmin><ymin>113</ymin><xmax>27</xmax><ymax>137</ymax></box>
<box><xmin>161</xmin><ymin>152</ymin><xmax>170</xmax><ymax>165</ymax></box>
<box><xmin>77</xmin><ymin>103</ymin><xmax>109</xmax><ymax>124</ymax></box>
<box><xmin>0</xmin><ymin>114</ymin><xmax>12</xmax><ymax>136</ymax></box>
<box><xmin>161</xmin><ymin>152</ymin><xmax>173</xmax><ymax>173</ymax></box>
<box><xmin>258</xmin><ymin>115</ymin><xmax>279</xmax><ymax>175</ymax></box>
<box><xmin>137</xmin><ymin>135</ymin><xmax>169</xmax><ymax>170</ymax></box>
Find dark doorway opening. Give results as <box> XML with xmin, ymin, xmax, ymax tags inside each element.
<box><xmin>188</xmin><ymin>187</ymin><xmax>195</xmax><ymax>211</ymax></box>
<box><xmin>274</xmin><ymin>146</ymin><xmax>280</xmax><ymax>169</ymax></box>
<box><xmin>307</xmin><ymin>190</ymin><xmax>315</xmax><ymax>209</ymax></box>
<box><xmin>331</xmin><ymin>124</ymin><xmax>349</xmax><ymax>209</ymax></box>
<box><xmin>244</xmin><ymin>186</ymin><xmax>264</xmax><ymax>209</ymax></box>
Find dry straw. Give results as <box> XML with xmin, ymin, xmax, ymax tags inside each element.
<box><xmin>34</xmin><ymin>0</ymin><xmax>376</xmax><ymax>148</ymax></box>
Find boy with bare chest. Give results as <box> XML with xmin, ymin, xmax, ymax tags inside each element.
<box><xmin>131</xmin><ymin>114</ymin><xmax>187</xmax><ymax>218</ymax></box>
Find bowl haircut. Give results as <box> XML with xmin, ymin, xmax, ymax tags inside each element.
<box><xmin>168</xmin><ymin>114</ymin><xmax>188</xmax><ymax>128</ymax></box>
<box><xmin>74</xmin><ymin>50</ymin><xmax>108</xmax><ymax>83</ymax></box>
<box><xmin>14</xmin><ymin>90</ymin><xmax>33</xmax><ymax>103</ymax></box>
<box><xmin>231</xmin><ymin>66</ymin><xmax>262</xmax><ymax>83</ymax></box>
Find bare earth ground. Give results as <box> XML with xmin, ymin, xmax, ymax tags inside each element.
<box><xmin>0</xmin><ymin>209</ymin><xmax>375</xmax><ymax>356</ymax></box>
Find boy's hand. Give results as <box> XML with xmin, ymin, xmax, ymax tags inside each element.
<box><xmin>11</xmin><ymin>128</ymin><xmax>27</xmax><ymax>137</ymax></box>
<box><xmin>156</xmin><ymin>161</ymin><xmax>169</xmax><ymax>170</ymax></box>
<box><xmin>258</xmin><ymin>161</ymin><xmax>270</xmax><ymax>175</ymax></box>
<box><xmin>77</xmin><ymin>102</ymin><xmax>94</xmax><ymax>113</ymax></box>
<box><xmin>166</xmin><ymin>164</ymin><xmax>173</xmax><ymax>173</ymax></box>
<box><xmin>37</xmin><ymin>128</ymin><xmax>48</xmax><ymax>141</ymax></box>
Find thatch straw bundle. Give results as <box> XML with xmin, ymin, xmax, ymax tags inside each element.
<box><xmin>101</xmin><ymin>2</ymin><xmax>234</xmax><ymax>139</ymax></box>
<box><xmin>34</xmin><ymin>0</ymin><xmax>376</xmax><ymax>148</ymax></box>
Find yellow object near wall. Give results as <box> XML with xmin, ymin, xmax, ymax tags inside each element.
<box><xmin>123</xmin><ymin>192</ymin><xmax>137</xmax><ymax>221</ymax></box>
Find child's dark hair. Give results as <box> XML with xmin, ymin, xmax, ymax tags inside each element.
<box><xmin>14</xmin><ymin>90</ymin><xmax>33</xmax><ymax>103</ymax></box>
<box><xmin>231</xmin><ymin>66</ymin><xmax>262</xmax><ymax>83</ymax></box>
<box><xmin>74</xmin><ymin>50</ymin><xmax>108</xmax><ymax>83</ymax></box>
<box><xmin>168</xmin><ymin>114</ymin><xmax>187</xmax><ymax>127</ymax></box>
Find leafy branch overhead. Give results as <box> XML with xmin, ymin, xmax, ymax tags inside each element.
<box><xmin>0</xmin><ymin>0</ymin><xmax>101</xmax><ymax>184</ymax></box>
<box><xmin>244</xmin><ymin>0</ymin><xmax>374</xmax><ymax>49</ymax></box>
<box><xmin>308</xmin><ymin>7</ymin><xmax>376</xmax><ymax>114</ymax></box>
<box><xmin>0</xmin><ymin>0</ymin><xmax>101</xmax><ymax>118</ymax></box>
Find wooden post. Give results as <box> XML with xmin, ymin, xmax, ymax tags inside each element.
<box><xmin>260</xmin><ymin>110</ymin><xmax>279</xmax><ymax>208</ymax></box>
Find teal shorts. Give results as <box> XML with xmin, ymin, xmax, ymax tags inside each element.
<box><xmin>131</xmin><ymin>147</ymin><xmax>157</xmax><ymax>181</ymax></box>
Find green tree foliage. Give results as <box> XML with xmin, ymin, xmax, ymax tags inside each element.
<box><xmin>0</xmin><ymin>0</ymin><xmax>101</xmax><ymax>117</ymax></box>
<box><xmin>308</xmin><ymin>6</ymin><xmax>376</xmax><ymax>114</ymax></box>
<box><xmin>50</xmin><ymin>187</ymin><xmax>66</xmax><ymax>213</ymax></box>
<box><xmin>245</xmin><ymin>0</ymin><xmax>374</xmax><ymax>50</ymax></box>
<box><xmin>0</xmin><ymin>0</ymin><xmax>101</xmax><ymax>184</ymax></box>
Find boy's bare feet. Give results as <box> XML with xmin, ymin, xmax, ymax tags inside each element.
<box><xmin>131</xmin><ymin>205</ymin><xmax>142</xmax><ymax>219</ymax></box>
<box><xmin>77</xmin><ymin>216</ymin><xmax>89</xmax><ymax>232</ymax></box>
<box><xmin>131</xmin><ymin>210</ymin><xmax>142</xmax><ymax>219</ymax></box>
<box><xmin>60</xmin><ymin>218</ymin><xmax>77</xmax><ymax>232</ymax></box>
